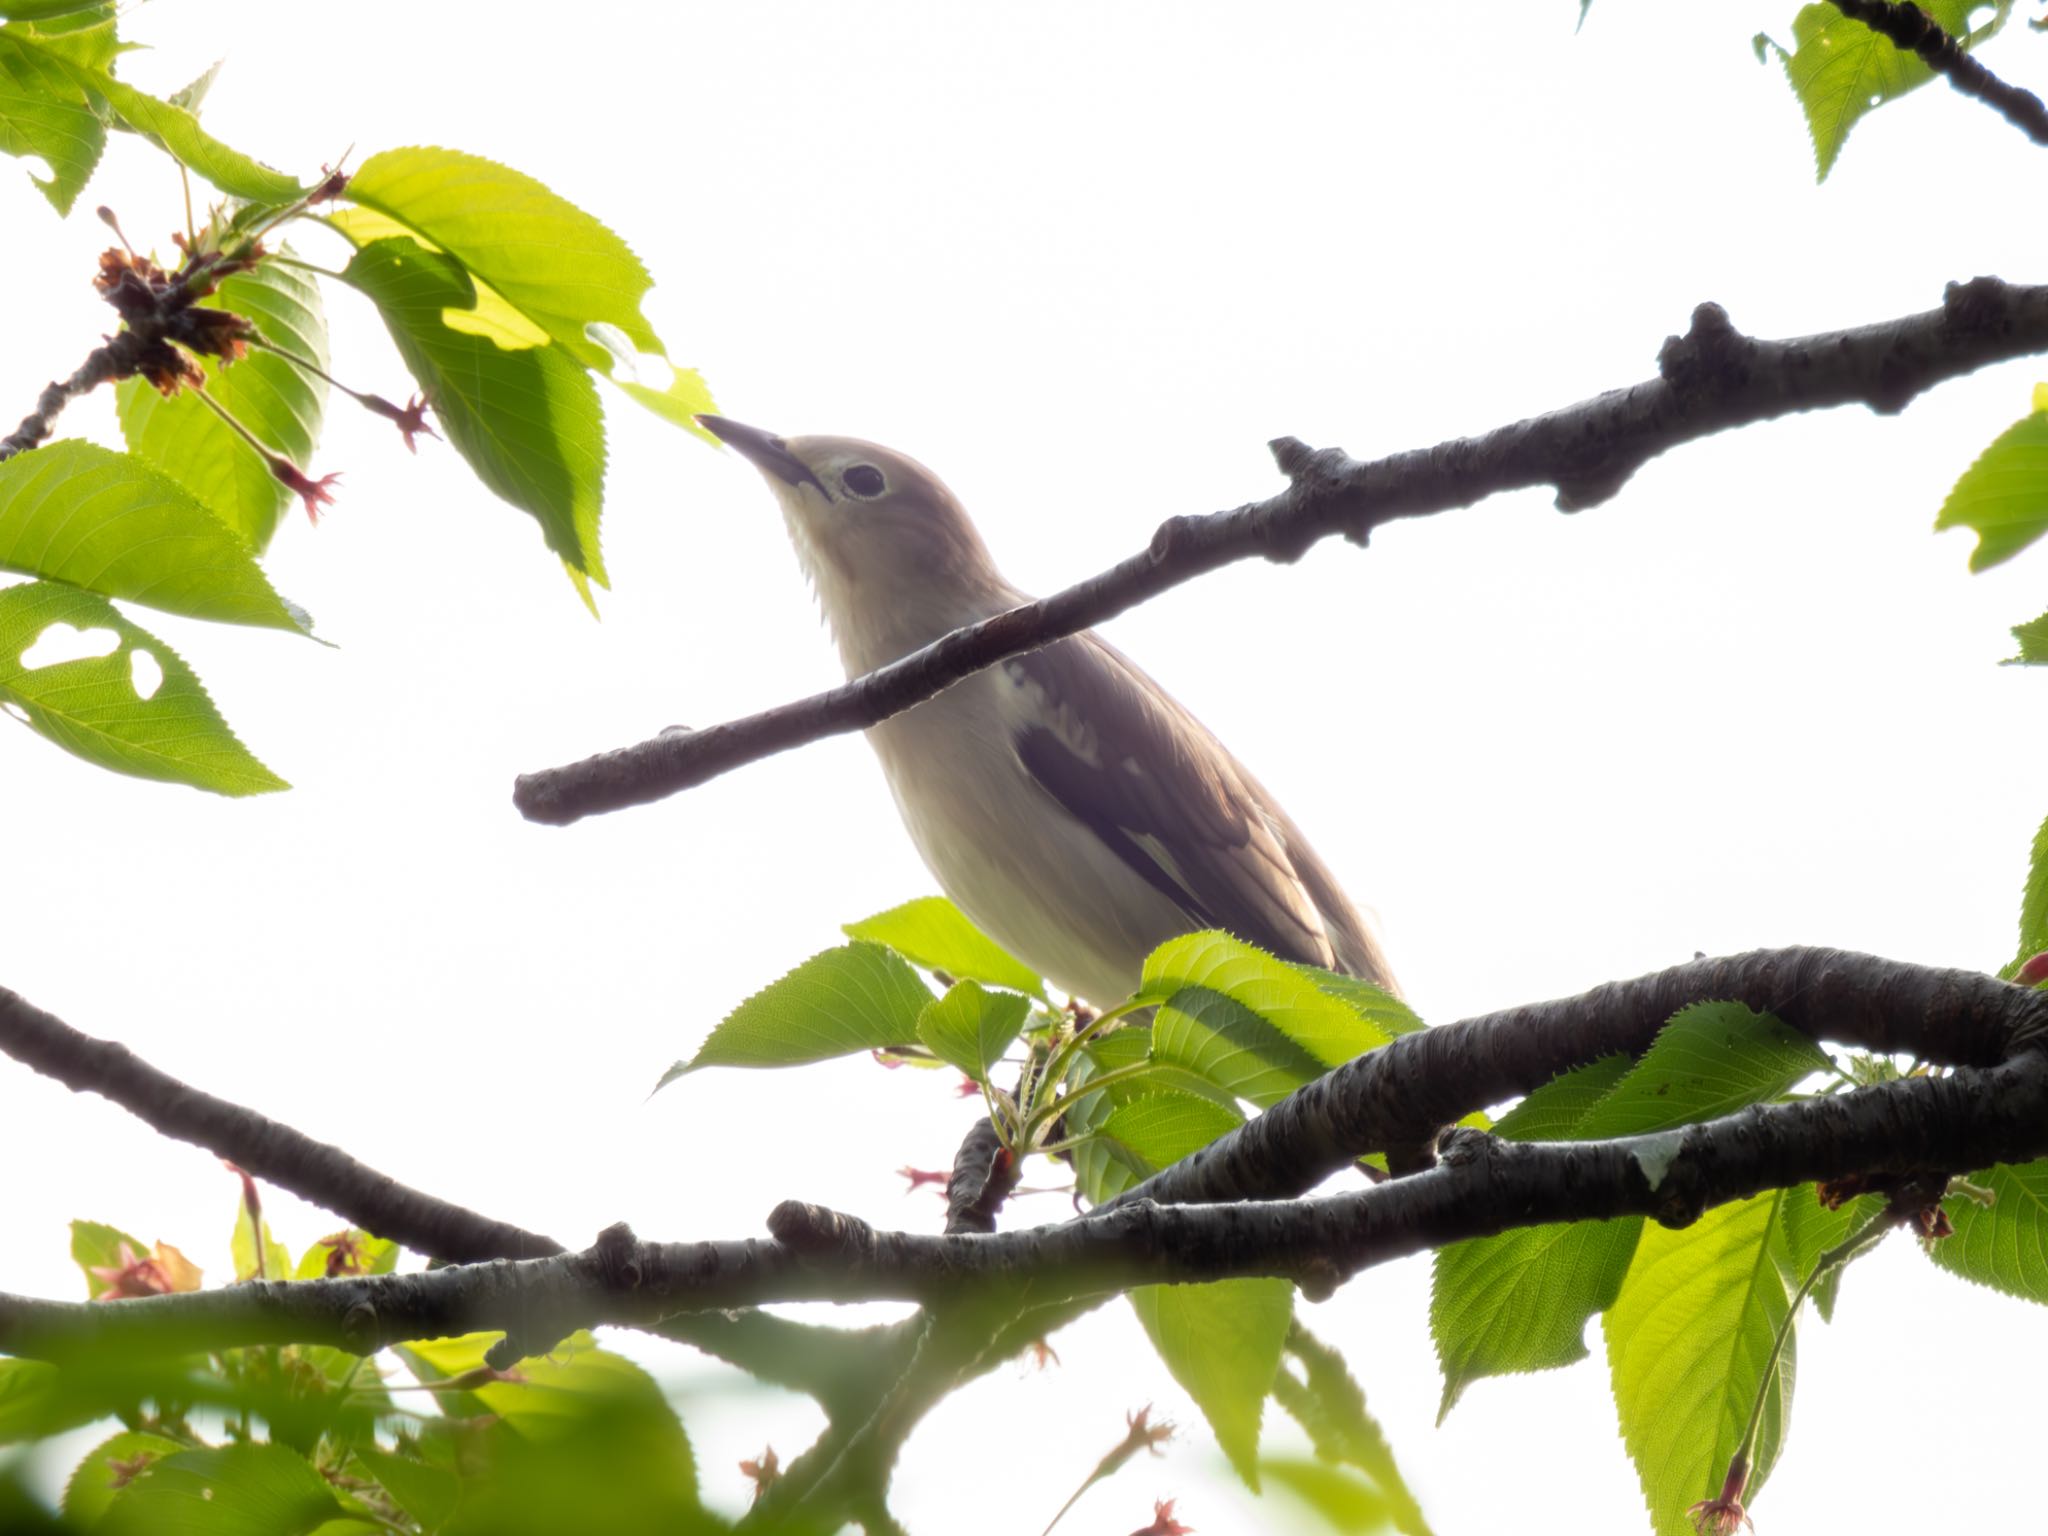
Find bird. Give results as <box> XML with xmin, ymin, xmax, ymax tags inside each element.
<box><xmin>697</xmin><ymin>415</ymin><xmax>1396</xmax><ymax>1006</ymax></box>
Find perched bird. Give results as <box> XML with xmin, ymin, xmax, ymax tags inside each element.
<box><xmin>698</xmin><ymin>416</ymin><xmax>1396</xmax><ymax>1005</ymax></box>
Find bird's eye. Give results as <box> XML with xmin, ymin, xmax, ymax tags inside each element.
<box><xmin>842</xmin><ymin>464</ymin><xmax>886</xmax><ymax>498</ymax></box>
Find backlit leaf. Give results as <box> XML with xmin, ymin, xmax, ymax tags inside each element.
<box><xmin>660</xmin><ymin>941</ymin><xmax>932</xmax><ymax>1083</ymax></box>
<box><xmin>844</xmin><ymin>895</ymin><xmax>1046</xmax><ymax>999</ymax></box>
<box><xmin>1935</xmin><ymin>406</ymin><xmax>2048</xmax><ymax>571</ymax></box>
<box><xmin>915</xmin><ymin>979</ymin><xmax>1031</xmax><ymax>1083</ymax></box>
<box><xmin>1927</xmin><ymin>1159</ymin><xmax>2048</xmax><ymax>1303</ymax></box>
<box><xmin>1130</xmin><ymin>1277</ymin><xmax>1292</xmax><ymax>1488</ymax></box>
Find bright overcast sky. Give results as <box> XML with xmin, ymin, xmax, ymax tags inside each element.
<box><xmin>6</xmin><ymin>2</ymin><xmax>2048</xmax><ymax>1532</ymax></box>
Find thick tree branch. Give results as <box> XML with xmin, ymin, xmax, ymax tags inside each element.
<box><xmin>514</xmin><ymin>277</ymin><xmax>2048</xmax><ymax>823</ymax></box>
<box><xmin>6</xmin><ymin>1051</ymin><xmax>2043</xmax><ymax>1364</ymax></box>
<box><xmin>1835</xmin><ymin>0</ymin><xmax>2048</xmax><ymax>147</ymax></box>
<box><xmin>0</xmin><ymin>987</ymin><xmax>560</xmax><ymax>1264</ymax></box>
<box><xmin>1108</xmin><ymin>945</ymin><xmax>2042</xmax><ymax>1209</ymax></box>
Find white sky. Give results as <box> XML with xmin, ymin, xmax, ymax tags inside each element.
<box><xmin>6</xmin><ymin>2</ymin><xmax>2048</xmax><ymax>1532</ymax></box>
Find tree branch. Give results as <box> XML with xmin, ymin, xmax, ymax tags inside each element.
<box><xmin>6</xmin><ymin>1051</ymin><xmax>2043</xmax><ymax>1364</ymax></box>
<box><xmin>514</xmin><ymin>277</ymin><xmax>2048</xmax><ymax>823</ymax></box>
<box><xmin>1834</xmin><ymin>0</ymin><xmax>2048</xmax><ymax>147</ymax></box>
<box><xmin>0</xmin><ymin>987</ymin><xmax>560</xmax><ymax>1264</ymax></box>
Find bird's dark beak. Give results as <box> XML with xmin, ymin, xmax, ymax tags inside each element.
<box><xmin>696</xmin><ymin>415</ymin><xmax>828</xmax><ymax>496</ymax></box>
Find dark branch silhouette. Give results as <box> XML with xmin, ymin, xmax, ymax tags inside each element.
<box><xmin>1834</xmin><ymin>0</ymin><xmax>2048</xmax><ymax>147</ymax></box>
<box><xmin>4</xmin><ymin>1048</ymin><xmax>2042</xmax><ymax>1364</ymax></box>
<box><xmin>515</xmin><ymin>278</ymin><xmax>2048</xmax><ymax>824</ymax></box>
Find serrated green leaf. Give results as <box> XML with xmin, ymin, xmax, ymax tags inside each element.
<box><xmin>0</xmin><ymin>2</ymin><xmax>113</xmax><ymax>20</ymax></box>
<box><xmin>1295</xmin><ymin>965</ymin><xmax>1426</xmax><ymax>1037</ymax></box>
<box><xmin>0</xmin><ymin>19</ymin><xmax>109</xmax><ymax>211</ymax></box>
<box><xmin>1782</xmin><ymin>0</ymin><xmax>1994</xmax><ymax>180</ymax></box>
<box><xmin>63</xmin><ymin>1431</ymin><xmax>183</xmax><ymax>1528</ymax></box>
<box><xmin>1431</xmin><ymin>1008</ymin><xmax>1823</xmax><ymax>1418</ymax></box>
<box><xmin>1130</xmin><ymin>1278</ymin><xmax>1292</xmax><ymax>1488</ymax></box>
<box><xmin>1605</xmin><ymin>1191</ymin><xmax>1803</xmax><ymax>1536</ymax></box>
<box><xmin>1777</xmin><ymin>1186</ymin><xmax>1878</xmax><ymax>1324</ymax></box>
<box><xmin>1275</xmin><ymin>1324</ymin><xmax>1433</xmax><ymax>1536</ymax></box>
<box><xmin>0</xmin><ymin>440</ymin><xmax>312</xmax><ymax>628</ymax></box>
<box><xmin>843</xmin><ymin>895</ymin><xmax>1047</xmax><ymax>999</ymax></box>
<box><xmin>1141</xmin><ymin>932</ymin><xmax>1408</xmax><ymax>1073</ymax></box>
<box><xmin>914</xmin><ymin>979</ymin><xmax>1031</xmax><ymax>1082</ymax></box>
<box><xmin>1927</xmin><ymin>1159</ymin><xmax>2048</xmax><ymax>1302</ymax></box>
<box><xmin>88</xmin><ymin>69</ymin><xmax>301</xmax><ymax>202</ymax></box>
<box><xmin>100</xmin><ymin>1444</ymin><xmax>341</xmax><ymax>1536</ymax></box>
<box><xmin>346</xmin><ymin>147</ymin><xmax>661</xmax><ymax>377</ymax></box>
<box><xmin>338</xmin><ymin>235</ymin><xmax>607</xmax><ymax>586</ymax></box>
<box><xmin>660</xmin><ymin>941</ymin><xmax>933</xmax><ymax>1084</ymax></box>
<box><xmin>1935</xmin><ymin>409</ymin><xmax>2048</xmax><ymax>572</ymax></box>
<box><xmin>2007</xmin><ymin>610</ymin><xmax>2048</xmax><ymax>665</ymax></box>
<box><xmin>117</xmin><ymin>257</ymin><xmax>330</xmax><ymax>554</ymax></box>
<box><xmin>0</xmin><ymin>579</ymin><xmax>286</xmax><ymax>792</ymax></box>
<box><xmin>1099</xmin><ymin>1090</ymin><xmax>1244</xmax><ymax>1171</ymax></box>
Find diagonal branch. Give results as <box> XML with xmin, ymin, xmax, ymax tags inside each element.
<box><xmin>1834</xmin><ymin>0</ymin><xmax>2048</xmax><ymax>147</ymax></box>
<box><xmin>5</xmin><ymin>1050</ymin><xmax>2043</xmax><ymax>1364</ymax></box>
<box><xmin>514</xmin><ymin>277</ymin><xmax>2048</xmax><ymax>824</ymax></box>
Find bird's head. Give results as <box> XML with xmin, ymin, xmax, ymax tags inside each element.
<box><xmin>698</xmin><ymin>415</ymin><xmax>1020</xmax><ymax>673</ymax></box>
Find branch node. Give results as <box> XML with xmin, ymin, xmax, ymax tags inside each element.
<box><xmin>339</xmin><ymin>1299</ymin><xmax>379</xmax><ymax>1356</ymax></box>
<box><xmin>767</xmin><ymin>1200</ymin><xmax>876</xmax><ymax>1256</ymax></box>
<box><xmin>1657</xmin><ymin>301</ymin><xmax>1751</xmax><ymax>395</ymax></box>
<box><xmin>594</xmin><ymin>1221</ymin><xmax>644</xmax><ymax>1289</ymax></box>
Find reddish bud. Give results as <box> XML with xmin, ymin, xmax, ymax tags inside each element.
<box><xmin>1130</xmin><ymin>1498</ymin><xmax>1193</xmax><ymax>1536</ymax></box>
<box><xmin>898</xmin><ymin>1166</ymin><xmax>950</xmax><ymax>1194</ymax></box>
<box><xmin>2015</xmin><ymin>951</ymin><xmax>2048</xmax><ymax>987</ymax></box>
<box><xmin>269</xmin><ymin>460</ymin><xmax>341</xmax><ymax>523</ymax></box>
<box><xmin>1689</xmin><ymin>1455</ymin><xmax>1753</xmax><ymax>1534</ymax></box>
<box><xmin>739</xmin><ymin>1445</ymin><xmax>779</xmax><ymax>1501</ymax></box>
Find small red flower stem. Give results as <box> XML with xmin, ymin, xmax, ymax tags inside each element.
<box><xmin>190</xmin><ymin>385</ymin><xmax>280</xmax><ymax>463</ymax></box>
<box><xmin>243</xmin><ymin>335</ymin><xmax>378</xmax><ymax>410</ymax></box>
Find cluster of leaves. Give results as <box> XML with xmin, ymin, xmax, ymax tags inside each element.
<box><xmin>671</xmin><ymin>897</ymin><xmax>2048</xmax><ymax>1534</ymax></box>
<box><xmin>0</xmin><ymin>0</ymin><xmax>715</xmax><ymax>794</ymax></box>
<box><xmin>0</xmin><ymin>1194</ymin><xmax>761</xmax><ymax>1534</ymax></box>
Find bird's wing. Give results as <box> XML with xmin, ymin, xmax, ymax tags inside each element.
<box><xmin>1004</xmin><ymin>634</ymin><xmax>1341</xmax><ymax>970</ymax></box>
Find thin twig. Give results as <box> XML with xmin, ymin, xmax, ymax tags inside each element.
<box><xmin>514</xmin><ymin>278</ymin><xmax>2048</xmax><ymax>824</ymax></box>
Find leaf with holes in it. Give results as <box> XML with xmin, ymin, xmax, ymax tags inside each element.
<box><xmin>1132</xmin><ymin>1277</ymin><xmax>1293</xmax><ymax>1488</ymax></box>
<box><xmin>659</xmin><ymin>941</ymin><xmax>933</xmax><ymax>1086</ymax></box>
<box><xmin>337</xmin><ymin>235</ymin><xmax>607</xmax><ymax>591</ymax></box>
<box><xmin>0</xmin><ymin>441</ymin><xmax>312</xmax><ymax>631</ymax></box>
<box><xmin>1936</xmin><ymin>400</ymin><xmax>2048</xmax><ymax>572</ymax></box>
<box><xmin>0</xmin><ymin>580</ymin><xmax>286</xmax><ymax>793</ymax></box>
<box><xmin>116</xmin><ymin>259</ymin><xmax>330</xmax><ymax>554</ymax></box>
<box><xmin>1927</xmin><ymin>1159</ymin><xmax>2048</xmax><ymax>1303</ymax></box>
<box><xmin>914</xmin><ymin>979</ymin><xmax>1032</xmax><ymax>1084</ymax></box>
<box><xmin>1780</xmin><ymin>0</ymin><xmax>2000</xmax><ymax>181</ymax></box>
<box><xmin>0</xmin><ymin>16</ymin><xmax>112</xmax><ymax>212</ymax></box>
<box><xmin>844</xmin><ymin>895</ymin><xmax>1047</xmax><ymax>999</ymax></box>
<box><xmin>346</xmin><ymin>147</ymin><xmax>666</xmax><ymax>379</ymax></box>
<box><xmin>1604</xmin><ymin>1190</ymin><xmax>1807</xmax><ymax>1536</ymax></box>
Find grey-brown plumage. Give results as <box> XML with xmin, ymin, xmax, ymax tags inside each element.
<box><xmin>698</xmin><ymin>415</ymin><xmax>1396</xmax><ymax>1005</ymax></box>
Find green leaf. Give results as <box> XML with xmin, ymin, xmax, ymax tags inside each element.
<box><xmin>0</xmin><ymin>1359</ymin><xmax>63</xmax><ymax>1442</ymax></box>
<box><xmin>1927</xmin><ymin>1160</ymin><xmax>2048</xmax><ymax>1302</ymax></box>
<box><xmin>100</xmin><ymin>1445</ymin><xmax>341</xmax><ymax>1536</ymax></box>
<box><xmin>0</xmin><ymin>2</ymin><xmax>115</xmax><ymax>17</ymax></box>
<box><xmin>1141</xmin><ymin>932</ymin><xmax>1408</xmax><ymax>1072</ymax></box>
<box><xmin>291</xmin><ymin>1230</ymin><xmax>398</xmax><ymax>1282</ymax></box>
<box><xmin>0</xmin><ymin>18</ymin><xmax>110</xmax><ymax>212</ymax></box>
<box><xmin>63</xmin><ymin>1431</ymin><xmax>184</xmax><ymax>1528</ymax></box>
<box><xmin>231</xmin><ymin>1195</ymin><xmax>291</xmax><ymax>1282</ymax></box>
<box><xmin>338</xmin><ymin>236</ymin><xmax>607</xmax><ymax>585</ymax></box>
<box><xmin>69</xmin><ymin>1217</ymin><xmax>146</xmax><ymax>1296</ymax></box>
<box><xmin>349</xmin><ymin>1445</ymin><xmax>457</xmax><ymax>1532</ymax></box>
<box><xmin>1935</xmin><ymin>407</ymin><xmax>2048</xmax><ymax>571</ymax></box>
<box><xmin>843</xmin><ymin>895</ymin><xmax>1047</xmax><ymax>999</ymax></box>
<box><xmin>346</xmin><ymin>147</ymin><xmax>664</xmax><ymax>378</ymax></box>
<box><xmin>0</xmin><ymin>441</ymin><xmax>312</xmax><ymax>628</ymax></box>
<box><xmin>1782</xmin><ymin>0</ymin><xmax>1995</xmax><ymax>180</ymax></box>
<box><xmin>2007</xmin><ymin>811</ymin><xmax>2048</xmax><ymax>977</ymax></box>
<box><xmin>88</xmin><ymin>69</ymin><xmax>301</xmax><ymax>202</ymax></box>
<box><xmin>1294</xmin><ymin>965</ymin><xmax>1426</xmax><ymax>1037</ymax></box>
<box><xmin>914</xmin><ymin>979</ymin><xmax>1031</xmax><ymax>1083</ymax></box>
<box><xmin>117</xmin><ymin>257</ymin><xmax>331</xmax><ymax>555</ymax></box>
<box><xmin>1431</xmin><ymin>1008</ymin><xmax>1823</xmax><ymax>1418</ymax></box>
<box><xmin>1261</xmin><ymin>1460</ymin><xmax>1394</xmax><ymax>1534</ymax></box>
<box><xmin>1130</xmin><ymin>1278</ymin><xmax>1292</xmax><ymax>1488</ymax></box>
<box><xmin>0</xmin><ymin>579</ymin><xmax>286</xmax><ymax>793</ymax></box>
<box><xmin>1274</xmin><ymin>1324</ymin><xmax>1433</xmax><ymax>1536</ymax></box>
<box><xmin>660</xmin><ymin>941</ymin><xmax>933</xmax><ymax>1084</ymax></box>
<box><xmin>2007</xmin><ymin>610</ymin><xmax>2048</xmax><ymax>665</ymax></box>
<box><xmin>1098</xmin><ymin>1089</ymin><xmax>1243</xmax><ymax>1171</ymax></box>
<box><xmin>1604</xmin><ymin>1191</ymin><xmax>1805</xmax><ymax>1536</ymax></box>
